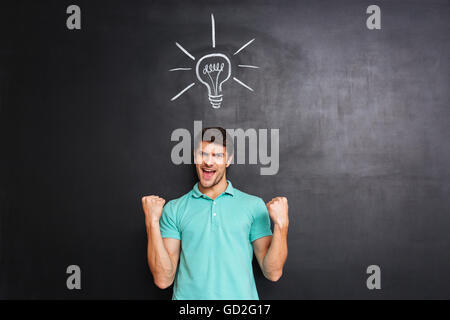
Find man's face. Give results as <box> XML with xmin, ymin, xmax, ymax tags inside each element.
<box><xmin>195</xmin><ymin>141</ymin><xmax>232</xmax><ymax>189</ymax></box>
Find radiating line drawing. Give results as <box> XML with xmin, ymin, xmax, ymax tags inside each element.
<box><xmin>238</xmin><ymin>65</ymin><xmax>260</xmax><ymax>69</ymax></box>
<box><xmin>233</xmin><ymin>77</ymin><xmax>254</xmax><ymax>92</ymax></box>
<box><xmin>233</xmin><ymin>38</ymin><xmax>255</xmax><ymax>55</ymax></box>
<box><xmin>170</xmin><ymin>82</ymin><xmax>196</xmax><ymax>101</ymax></box>
<box><xmin>175</xmin><ymin>42</ymin><xmax>195</xmax><ymax>60</ymax></box>
<box><xmin>169</xmin><ymin>67</ymin><xmax>192</xmax><ymax>72</ymax></box>
<box><xmin>169</xmin><ymin>14</ymin><xmax>259</xmax><ymax>108</ymax></box>
<box><xmin>211</xmin><ymin>13</ymin><xmax>216</xmax><ymax>48</ymax></box>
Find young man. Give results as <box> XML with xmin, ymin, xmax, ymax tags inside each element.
<box><xmin>142</xmin><ymin>127</ymin><xmax>289</xmax><ymax>300</ymax></box>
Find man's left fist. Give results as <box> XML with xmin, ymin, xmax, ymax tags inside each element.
<box><xmin>266</xmin><ymin>197</ymin><xmax>289</xmax><ymax>228</ymax></box>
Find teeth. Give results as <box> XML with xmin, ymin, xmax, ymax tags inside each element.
<box><xmin>203</xmin><ymin>169</ymin><xmax>214</xmax><ymax>172</ymax></box>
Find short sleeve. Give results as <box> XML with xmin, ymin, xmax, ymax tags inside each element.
<box><xmin>159</xmin><ymin>201</ymin><xmax>181</xmax><ymax>240</ymax></box>
<box><xmin>249</xmin><ymin>198</ymin><xmax>273</xmax><ymax>242</ymax></box>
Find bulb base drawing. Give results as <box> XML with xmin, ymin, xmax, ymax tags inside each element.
<box><xmin>208</xmin><ymin>94</ymin><xmax>223</xmax><ymax>109</ymax></box>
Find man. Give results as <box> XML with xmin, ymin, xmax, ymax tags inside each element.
<box><xmin>141</xmin><ymin>127</ymin><xmax>289</xmax><ymax>299</ymax></box>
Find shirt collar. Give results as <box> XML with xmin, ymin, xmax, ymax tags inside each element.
<box><xmin>192</xmin><ymin>180</ymin><xmax>235</xmax><ymax>199</ymax></box>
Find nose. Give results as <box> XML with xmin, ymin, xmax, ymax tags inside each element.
<box><xmin>204</xmin><ymin>154</ymin><xmax>214</xmax><ymax>166</ymax></box>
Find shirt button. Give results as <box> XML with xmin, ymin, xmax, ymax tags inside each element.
<box><xmin>213</xmin><ymin>201</ymin><xmax>216</xmax><ymax>205</ymax></box>
<box><xmin>213</xmin><ymin>213</ymin><xmax>216</xmax><ymax>216</ymax></box>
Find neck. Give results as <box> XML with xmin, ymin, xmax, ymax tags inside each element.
<box><xmin>198</xmin><ymin>176</ymin><xmax>228</xmax><ymax>200</ymax></box>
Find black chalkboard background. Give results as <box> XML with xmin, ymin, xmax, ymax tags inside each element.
<box><xmin>1</xmin><ymin>0</ymin><xmax>449</xmax><ymax>299</ymax></box>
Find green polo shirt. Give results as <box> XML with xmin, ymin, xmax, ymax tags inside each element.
<box><xmin>159</xmin><ymin>180</ymin><xmax>272</xmax><ymax>300</ymax></box>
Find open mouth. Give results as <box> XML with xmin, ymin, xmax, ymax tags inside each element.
<box><xmin>201</xmin><ymin>168</ymin><xmax>216</xmax><ymax>180</ymax></box>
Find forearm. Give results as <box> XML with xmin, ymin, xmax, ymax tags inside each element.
<box><xmin>146</xmin><ymin>221</ymin><xmax>176</xmax><ymax>287</ymax></box>
<box><xmin>262</xmin><ymin>224</ymin><xmax>288</xmax><ymax>280</ymax></box>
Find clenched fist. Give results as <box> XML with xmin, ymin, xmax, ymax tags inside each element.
<box><xmin>142</xmin><ymin>195</ymin><xmax>166</xmax><ymax>227</ymax></box>
<box><xmin>266</xmin><ymin>197</ymin><xmax>289</xmax><ymax>228</ymax></box>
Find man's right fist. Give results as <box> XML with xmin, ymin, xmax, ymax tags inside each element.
<box><xmin>142</xmin><ymin>195</ymin><xmax>166</xmax><ymax>226</ymax></box>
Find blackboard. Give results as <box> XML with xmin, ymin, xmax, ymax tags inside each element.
<box><xmin>1</xmin><ymin>0</ymin><xmax>449</xmax><ymax>299</ymax></box>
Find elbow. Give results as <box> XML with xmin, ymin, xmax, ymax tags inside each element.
<box><xmin>154</xmin><ymin>278</ymin><xmax>173</xmax><ymax>289</ymax></box>
<box><xmin>152</xmin><ymin>272</ymin><xmax>174</xmax><ymax>289</ymax></box>
<box><xmin>265</xmin><ymin>271</ymin><xmax>283</xmax><ymax>282</ymax></box>
<box><xmin>149</xmin><ymin>265</ymin><xmax>175</xmax><ymax>289</ymax></box>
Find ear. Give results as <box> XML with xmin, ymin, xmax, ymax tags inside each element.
<box><xmin>226</xmin><ymin>154</ymin><xmax>233</xmax><ymax>167</ymax></box>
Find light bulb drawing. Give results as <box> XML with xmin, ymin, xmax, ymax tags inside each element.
<box><xmin>195</xmin><ymin>54</ymin><xmax>231</xmax><ymax>108</ymax></box>
<box><xmin>169</xmin><ymin>14</ymin><xmax>259</xmax><ymax>108</ymax></box>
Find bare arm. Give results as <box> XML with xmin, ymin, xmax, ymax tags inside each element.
<box><xmin>142</xmin><ymin>196</ymin><xmax>181</xmax><ymax>289</ymax></box>
<box><xmin>253</xmin><ymin>197</ymin><xmax>289</xmax><ymax>282</ymax></box>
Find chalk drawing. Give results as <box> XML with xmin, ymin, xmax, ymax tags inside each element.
<box><xmin>169</xmin><ymin>14</ymin><xmax>259</xmax><ymax>108</ymax></box>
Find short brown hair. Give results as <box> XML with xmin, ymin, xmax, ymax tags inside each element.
<box><xmin>194</xmin><ymin>127</ymin><xmax>234</xmax><ymax>158</ymax></box>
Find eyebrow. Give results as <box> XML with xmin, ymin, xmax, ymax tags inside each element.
<box><xmin>199</xmin><ymin>151</ymin><xmax>224</xmax><ymax>155</ymax></box>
